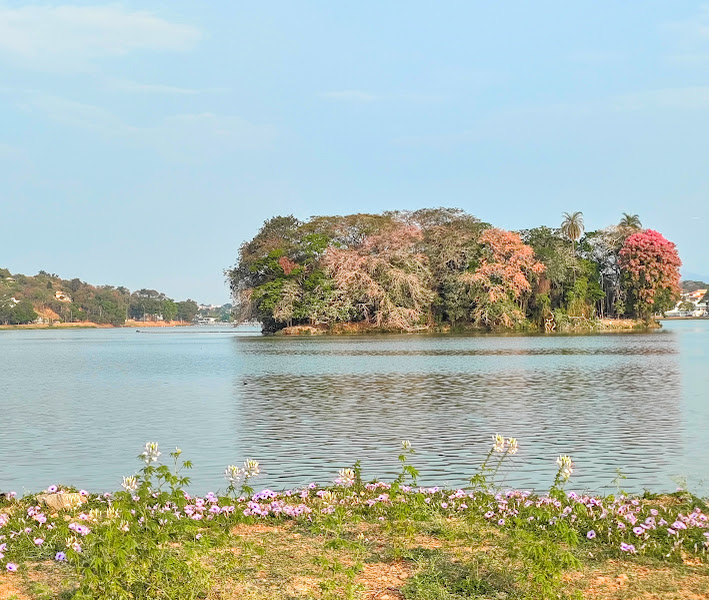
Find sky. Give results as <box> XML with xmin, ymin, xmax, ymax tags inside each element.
<box><xmin>1</xmin><ymin>1</ymin><xmax>709</xmax><ymax>303</ymax></box>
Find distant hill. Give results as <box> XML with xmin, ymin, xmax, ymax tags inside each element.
<box><xmin>0</xmin><ymin>268</ymin><xmax>201</xmax><ymax>326</ymax></box>
<box><xmin>680</xmin><ymin>280</ymin><xmax>709</xmax><ymax>293</ymax></box>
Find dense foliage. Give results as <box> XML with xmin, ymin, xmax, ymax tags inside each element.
<box><xmin>226</xmin><ymin>209</ymin><xmax>682</xmax><ymax>332</ymax></box>
<box><xmin>0</xmin><ymin>269</ymin><xmax>199</xmax><ymax>326</ymax></box>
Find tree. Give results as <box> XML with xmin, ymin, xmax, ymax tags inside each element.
<box><xmin>9</xmin><ymin>300</ymin><xmax>37</xmax><ymax>324</ymax></box>
<box><xmin>560</xmin><ymin>212</ymin><xmax>584</xmax><ymax>252</ymax></box>
<box><xmin>465</xmin><ymin>228</ymin><xmax>545</xmax><ymax>328</ymax></box>
<box><xmin>619</xmin><ymin>230</ymin><xmax>681</xmax><ymax>319</ymax></box>
<box><xmin>323</xmin><ymin>224</ymin><xmax>434</xmax><ymax>330</ymax></box>
<box><xmin>176</xmin><ymin>300</ymin><xmax>199</xmax><ymax>323</ymax></box>
<box><xmin>619</xmin><ymin>213</ymin><xmax>642</xmax><ymax>230</ymax></box>
<box><xmin>679</xmin><ymin>301</ymin><xmax>695</xmax><ymax>313</ymax></box>
<box><xmin>162</xmin><ymin>299</ymin><xmax>178</xmax><ymax>322</ymax></box>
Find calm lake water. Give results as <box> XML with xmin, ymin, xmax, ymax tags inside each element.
<box><xmin>1</xmin><ymin>321</ymin><xmax>707</xmax><ymax>495</ymax></box>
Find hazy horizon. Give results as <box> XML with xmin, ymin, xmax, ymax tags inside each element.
<box><xmin>2</xmin><ymin>2</ymin><xmax>709</xmax><ymax>303</ymax></box>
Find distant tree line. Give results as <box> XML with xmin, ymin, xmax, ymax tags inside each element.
<box><xmin>0</xmin><ymin>269</ymin><xmax>199</xmax><ymax>326</ymax></box>
<box><xmin>226</xmin><ymin>208</ymin><xmax>682</xmax><ymax>332</ymax></box>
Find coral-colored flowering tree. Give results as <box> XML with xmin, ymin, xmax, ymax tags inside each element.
<box><xmin>465</xmin><ymin>228</ymin><xmax>545</xmax><ymax>328</ymax></box>
<box><xmin>619</xmin><ymin>229</ymin><xmax>681</xmax><ymax>319</ymax></box>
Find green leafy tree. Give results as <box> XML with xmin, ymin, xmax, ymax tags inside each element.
<box><xmin>176</xmin><ymin>300</ymin><xmax>199</xmax><ymax>322</ymax></box>
<box><xmin>9</xmin><ymin>300</ymin><xmax>37</xmax><ymax>324</ymax></box>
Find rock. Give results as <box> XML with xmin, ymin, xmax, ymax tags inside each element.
<box><xmin>36</xmin><ymin>493</ymin><xmax>85</xmax><ymax>511</ymax></box>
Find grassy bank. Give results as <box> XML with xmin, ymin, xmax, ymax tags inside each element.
<box><xmin>1</xmin><ymin>440</ymin><xmax>707</xmax><ymax>600</ymax></box>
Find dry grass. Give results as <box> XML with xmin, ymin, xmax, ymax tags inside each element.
<box><xmin>1</xmin><ymin>520</ymin><xmax>707</xmax><ymax>600</ymax></box>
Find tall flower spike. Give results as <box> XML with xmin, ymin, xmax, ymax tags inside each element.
<box><xmin>493</xmin><ymin>434</ymin><xmax>506</xmax><ymax>453</ymax></box>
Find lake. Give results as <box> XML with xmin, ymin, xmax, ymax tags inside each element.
<box><xmin>1</xmin><ymin>321</ymin><xmax>707</xmax><ymax>495</ymax></box>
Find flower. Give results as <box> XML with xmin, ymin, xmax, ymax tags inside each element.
<box><xmin>555</xmin><ymin>455</ymin><xmax>574</xmax><ymax>481</ymax></box>
<box><xmin>121</xmin><ymin>476</ymin><xmax>138</xmax><ymax>492</ymax></box>
<box><xmin>47</xmin><ymin>485</ymin><xmax>58</xmax><ymax>493</ymax></box>
<box><xmin>243</xmin><ymin>459</ymin><xmax>260</xmax><ymax>478</ymax></box>
<box><xmin>55</xmin><ymin>552</ymin><xmax>66</xmax><ymax>562</ymax></box>
<box><xmin>401</xmin><ymin>440</ymin><xmax>412</xmax><ymax>451</ymax></box>
<box><xmin>507</xmin><ymin>438</ymin><xmax>519</xmax><ymax>455</ymax></box>
<box><xmin>140</xmin><ymin>442</ymin><xmax>161</xmax><ymax>464</ymax></box>
<box><xmin>620</xmin><ymin>542</ymin><xmax>636</xmax><ymax>553</ymax></box>
<box><xmin>586</xmin><ymin>530</ymin><xmax>596</xmax><ymax>539</ymax></box>
<box><xmin>633</xmin><ymin>526</ymin><xmax>645</xmax><ymax>536</ymax></box>
<box><xmin>34</xmin><ymin>538</ymin><xmax>44</xmax><ymax>546</ymax></box>
<box><xmin>335</xmin><ymin>468</ymin><xmax>356</xmax><ymax>487</ymax></box>
<box><xmin>6</xmin><ymin>563</ymin><xmax>17</xmax><ymax>572</ymax></box>
<box><xmin>224</xmin><ymin>465</ymin><xmax>243</xmax><ymax>486</ymax></box>
<box><xmin>492</xmin><ymin>434</ymin><xmax>506</xmax><ymax>453</ymax></box>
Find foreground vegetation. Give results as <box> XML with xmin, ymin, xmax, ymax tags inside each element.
<box><xmin>227</xmin><ymin>209</ymin><xmax>682</xmax><ymax>334</ymax></box>
<box><xmin>1</xmin><ymin>440</ymin><xmax>707</xmax><ymax>600</ymax></box>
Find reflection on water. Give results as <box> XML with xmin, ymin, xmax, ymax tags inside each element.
<box><xmin>0</xmin><ymin>322</ymin><xmax>707</xmax><ymax>494</ymax></box>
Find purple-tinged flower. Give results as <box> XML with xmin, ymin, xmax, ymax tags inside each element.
<box><xmin>620</xmin><ymin>543</ymin><xmax>636</xmax><ymax>553</ymax></box>
<box><xmin>6</xmin><ymin>562</ymin><xmax>18</xmax><ymax>572</ymax></box>
<box><xmin>55</xmin><ymin>552</ymin><xmax>66</xmax><ymax>562</ymax></box>
<box><xmin>667</xmin><ymin>528</ymin><xmax>676</xmax><ymax>535</ymax></box>
<box><xmin>441</xmin><ymin>502</ymin><xmax>448</xmax><ymax>509</ymax></box>
<box><xmin>34</xmin><ymin>538</ymin><xmax>44</xmax><ymax>546</ymax></box>
<box><xmin>79</xmin><ymin>490</ymin><xmax>88</xmax><ymax>497</ymax></box>
<box><xmin>586</xmin><ymin>530</ymin><xmax>596</xmax><ymax>539</ymax></box>
<box><xmin>47</xmin><ymin>485</ymin><xmax>58</xmax><ymax>493</ymax></box>
<box><xmin>498</xmin><ymin>519</ymin><xmax>505</xmax><ymax>526</ymax></box>
<box><xmin>484</xmin><ymin>511</ymin><xmax>495</xmax><ymax>519</ymax></box>
<box><xmin>633</xmin><ymin>527</ymin><xmax>645</xmax><ymax>536</ymax></box>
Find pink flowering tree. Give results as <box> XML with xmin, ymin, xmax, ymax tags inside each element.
<box><xmin>619</xmin><ymin>229</ymin><xmax>681</xmax><ymax>319</ymax></box>
<box><xmin>463</xmin><ymin>228</ymin><xmax>545</xmax><ymax>328</ymax></box>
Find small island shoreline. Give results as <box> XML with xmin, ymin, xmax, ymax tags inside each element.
<box><xmin>274</xmin><ymin>318</ymin><xmax>661</xmax><ymax>336</ymax></box>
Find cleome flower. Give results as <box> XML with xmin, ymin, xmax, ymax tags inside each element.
<box><xmin>140</xmin><ymin>442</ymin><xmax>161</xmax><ymax>465</ymax></box>
<box><xmin>335</xmin><ymin>468</ymin><xmax>356</xmax><ymax>487</ymax></box>
<box><xmin>243</xmin><ymin>460</ymin><xmax>260</xmax><ymax>478</ymax></box>
<box><xmin>121</xmin><ymin>476</ymin><xmax>138</xmax><ymax>492</ymax></box>
<box><xmin>224</xmin><ymin>465</ymin><xmax>243</xmax><ymax>486</ymax></box>
<box><xmin>493</xmin><ymin>434</ymin><xmax>506</xmax><ymax>453</ymax></box>
<box><xmin>556</xmin><ymin>455</ymin><xmax>574</xmax><ymax>481</ymax></box>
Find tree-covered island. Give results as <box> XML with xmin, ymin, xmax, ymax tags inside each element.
<box><xmin>227</xmin><ymin>209</ymin><xmax>682</xmax><ymax>334</ymax></box>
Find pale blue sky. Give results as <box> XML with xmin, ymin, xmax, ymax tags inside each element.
<box><xmin>2</xmin><ymin>1</ymin><xmax>709</xmax><ymax>303</ymax></box>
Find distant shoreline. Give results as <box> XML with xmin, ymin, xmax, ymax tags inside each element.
<box><xmin>0</xmin><ymin>320</ymin><xmax>195</xmax><ymax>331</ymax></box>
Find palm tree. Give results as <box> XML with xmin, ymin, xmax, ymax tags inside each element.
<box><xmin>619</xmin><ymin>213</ymin><xmax>641</xmax><ymax>230</ymax></box>
<box><xmin>560</xmin><ymin>211</ymin><xmax>584</xmax><ymax>253</ymax></box>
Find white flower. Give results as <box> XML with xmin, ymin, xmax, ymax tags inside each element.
<box><xmin>401</xmin><ymin>440</ymin><xmax>412</xmax><ymax>451</ymax></box>
<box><xmin>507</xmin><ymin>438</ymin><xmax>519</xmax><ymax>455</ymax></box>
<box><xmin>336</xmin><ymin>468</ymin><xmax>356</xmax><ymax>487</ymax></box>
<box><xmin>492</xmin><ymin>434</ymin><xmax>506</xmax><ymax>453</ymax></box>
<box><xmin>243</xmin><ymin>459</ymin><xmax>260</xmax><ymax>478</ymax></box>
<box><xmin>121</xmin><ymin>476</ymin><xmax>138</xmax><ymax>492</ymax></box>
<box><xmin>556</xmin><ymin>455</ymin><xmax>574</xmax><ymax>481</ymax></box>
<box><xmin>140</xmin><ymin>442</ymin><xmax>161</xmax><ymax>464</ymax></box>
<box><xmin>224</xmin><ymin>465</ymin><xmax>243</xmax><ymax>485</ymax></box>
